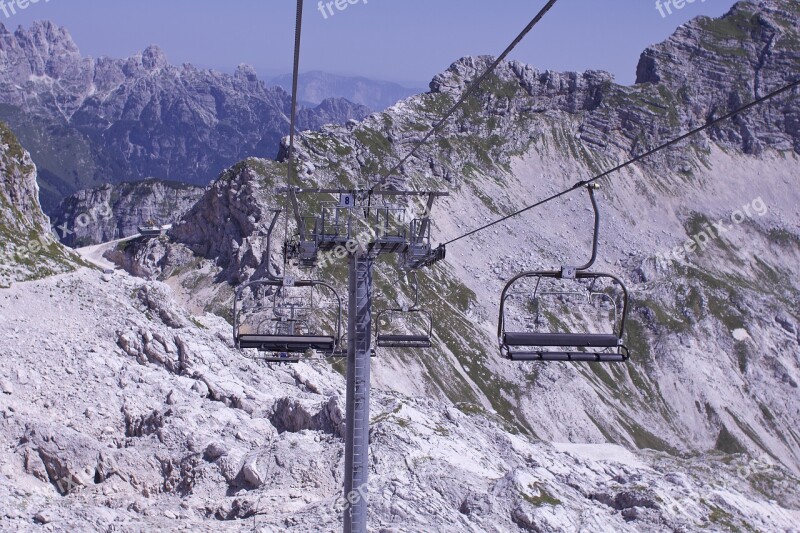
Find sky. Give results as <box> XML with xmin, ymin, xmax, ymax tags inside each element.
<box><xmin>0</xmin><ymin>0</ymin><xmax>740</xmax><ymax>87</ymax></box>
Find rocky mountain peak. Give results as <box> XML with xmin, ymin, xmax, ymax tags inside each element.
<box><xmin>235</xmin><ymin>63</ymin><xmax>259</xmax><ymax>82</ymax></box>
<box><xmin>140</xmin><ymin>44</ymin><xmax>168</xmax><ymax>71</ymax></box>
<box><xmin>636</xmin><ymin>0</ymin><xmax>800</xmax><ymax>87</ymax></box>
<box><xmin>0</xmin><ymin>21</ymin><xmax>373</xmax><ymax>211</ymax></box>
<box><xmin>0</xmin><ymin>20</ymin><xmax>80</xmax><ymax>80</ymax></box>
<box><xmin>14</xmin><ymin>19</ymin><xmax>78</xmax><ymax>54</ymax></box>
<box><xmin>168</xmin><ymin>158</ymin><xmax>281</xmax><ymax>278</ymax></box>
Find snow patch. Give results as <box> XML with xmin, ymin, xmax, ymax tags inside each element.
<box><xmin>552</xmin><ymin>442</ymin><xmax>650</xmax><ymax>470</ymax></box>
<box><xmin>732</xmin><ymin>328</ymin><xmax>750</xmax><ymax>341</ymax></box>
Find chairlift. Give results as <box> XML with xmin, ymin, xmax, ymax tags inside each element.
<box><xmin>232</xmin><ymin>210</ymin><xmax>343</xmax><ymax>363</ymax></box>
<box><xmin>498</xmin><ymin>184</ymin><xmax>630</xmax><ymax>362</ymax></box>
<box><xmin>375</xmin><ymin>272</ymin><xmax>434</xmax><ymax>349</ymax></box>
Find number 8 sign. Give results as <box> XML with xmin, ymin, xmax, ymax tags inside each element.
<box><xmin>339</xmin><ymin>193</ymin><xmax>355</xmax><ymax>208</ymax></box>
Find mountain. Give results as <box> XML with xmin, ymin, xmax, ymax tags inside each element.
<box><xmin>2</xmin><ymin>1</ymin><xmax>800</xmax><ymax>530</ymax></box>
<box><xmin>0</xmin><ymin>22</ymin><xmax>372</xmax><ymax>213</ymax></box>
<box><xmin>50</xmin><ymin>180</ymin><xmax>205</xmax><ymax>248</ymax></box>
<box><xmin>119</xmin><ymin>0</ymin><xmax>800</xmax><ymax>485</ymax></box>
<box><xmin>271</xmin><ymin>71</ymin><xmax>423</xmax><ymax>111</ymax></box>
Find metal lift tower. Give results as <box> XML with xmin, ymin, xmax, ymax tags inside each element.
<box><xmin>280</xmin><ymin>187</ymin><xmax>447</xmax><ymax>533</ymax></box>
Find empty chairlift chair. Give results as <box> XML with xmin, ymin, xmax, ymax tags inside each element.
<box><xmin>375</xmin><ymin>272</ymin><xmax>434</xmax><ymax>349</ymax></box>
<box><xmin>498</xmin><ymin>184</ymin><xmax>630</xmax><ymax>363</ymax></box>
<box><xmin>233</xmin><ymin>280</ymin><xmax>342</xmax><ymax>363</ymax></box>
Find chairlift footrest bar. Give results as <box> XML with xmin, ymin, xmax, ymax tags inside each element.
<box><xmin>507</xmin><ymin>351</ymin><xmax>627</xmax><ymax>362</ymax></box>
<box><xmin>256</xmin><ymin>354</ymin><xmax>302</xmax><ymax>364</ymax></box>
<box><xmin>376</xmin><ymin>335</ymin><xmax>432</xmax><ymax>349</ymax></box>
<box><xmin>327</xmin><ymin>351</ymin><xmax>378</xmax><ymax>359</ymax></box>
<box><xmin>237</xmin><ymin>334</ymin><xmax>336</xmax><ymax>353</ymax></box>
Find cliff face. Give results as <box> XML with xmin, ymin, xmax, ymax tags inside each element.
<box><xmin>51</xmin><ymin>180</ymin><xmax>205</xmax><ymax>248</ymax></box>
<box><xmin>635</xmin><ymin>0</ymin><xmax>800</xmax><ymax>153</ymax></box>
<box><xmin>0</xmin><ymin>124</ymin><xmax>48</xmax><ymax>234</ymax></box>
<box><xmin>0</xmin><ymin>22</ymin><xmax>371</xmax><ymax>212</ymax></box>
<box><xmin>0</xmin><ymin>122</ymin><xmax>77</xmax><ymax>285</ymax></box>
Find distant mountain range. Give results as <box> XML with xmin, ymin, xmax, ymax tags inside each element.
<box><xmin>271</xmin><ymin>71</ymin><xmax>423</xmax><ymax>111</ymax></box>
<box><xmin>0</xmin><ymin>21</ymin><xmax>372</xmax><ymax>213</ymax></box>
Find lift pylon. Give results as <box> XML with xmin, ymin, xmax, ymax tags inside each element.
<box><xmin>237</xmin><ymin>188</ymin><xmax>447</xmax><ymax>533</ymax></box>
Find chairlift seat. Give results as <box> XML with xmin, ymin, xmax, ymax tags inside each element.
<box><xmin>503</xmin><ymin>332</ymin><xmax>620</xmax><ymax>348</ymax></box>
<box><xmin>233</xmin><ymin>276</ymin><xmax>343</xmax><ymax>360</ymax></box>
<box><xmin>376</xmin><ymin>334</ymin><xmax>432</xmax><ymax>348</ymax></box>
<box><xmin>237</xmin><ymin>334</ymin><xmax>335</xmax><ymax>352</ymax></box>
<box><xmin>497</xmin><ymin>185</ymin><xmax>630</xmax><ymax>364</ymax></box>
<box><xmin>374</xmin><ymin>276</ymin><xmax>434</xmax><ymax>350</ymax></box>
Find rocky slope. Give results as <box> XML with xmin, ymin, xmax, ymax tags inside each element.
<box><xmin>271</xmin><ymin>71</ymin><xmax>423</xmax><ymax>111</ymax></box>
<box><xmin>3</xmin><ymin>268</ymin><xmax>798</xmax><ymax>531</ymax></box>
<box><xmin>0</xmin><ymin>22</ymin><xmax>371</xmax><ymax>212</ymax></box>
<box><xmin>50</xmin><ymin>180</ymin><xmax>205</xmax><ymax>248</ymax></box>
<box><xmin>0</xmin><ymin>121</ymin><xmax>79</xmax><ymax>285</ymax></box>
<box><xmin>2</xmin><ymin>121</ymin><xmax>794</xmax><ymax>533</ymax></box>
<box><xmin>114</xmin><ymin>0</ymin><xmax>800</xmax><ymax>483</ymax></box>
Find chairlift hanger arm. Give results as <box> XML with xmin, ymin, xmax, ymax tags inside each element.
<box><xmin>575</xmin><ymin>184</ymin><xmax>600</xmax><ymax>272</ymax></box>
<box><xmin>409</xmin><ymin>271</ymin><xmax>421</xmax><ymax>309</ymax></box>
<box><xmin>263</xmin><ymin>209</ymin><xmax>283</xmax><ymax>281</ymax></box>
<box><xmin>415</xmin><ymin>193</ymin><xmax>438</xmax><ymax>243</ymax></box>
<box><xmin>288</xmin><ymin>188</ymin><xmax>307</xmax><ymax>241</ymax></box>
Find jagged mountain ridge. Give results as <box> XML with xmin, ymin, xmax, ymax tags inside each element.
<box><xmin>0</xmin><ymin>21</ymin><xmax>372</xmax><ymax>212</ymax></box>
<box><xmin>116</xmin><ymin>0</ymin><xmax>800</xmax><ymax>478</ymax></box>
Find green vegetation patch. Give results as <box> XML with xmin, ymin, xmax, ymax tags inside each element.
<box><xmin>522</xmin><ymin>483</ymin><xmax>562</xmax><ymax>507</ymax></box>
<box><xmin>700</xmin><ymin>8</ymin><xmax>761</xmax><ymax>41</ymax></box>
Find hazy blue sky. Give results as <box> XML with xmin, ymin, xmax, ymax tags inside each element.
<box><xmin>1</xmin><ymin>0</ymin><xmax>739</xmax><ymax>87</ymax></box>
